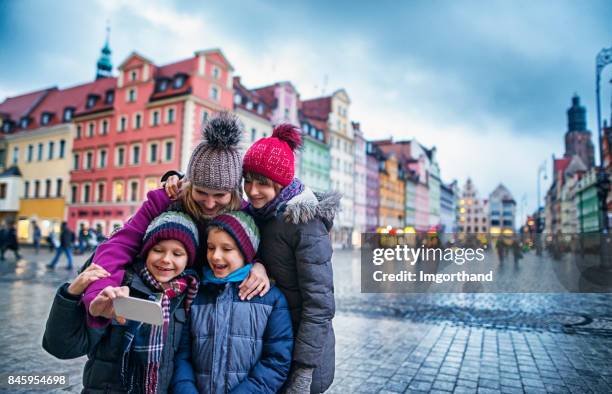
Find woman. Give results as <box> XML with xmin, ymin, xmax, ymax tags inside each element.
<box><xmin>83</xmin><ymin>112</ymin><xmax>270</xmax><ymax>328</ymax></box>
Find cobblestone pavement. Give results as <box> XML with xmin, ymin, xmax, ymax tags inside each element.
<box><xmin>0</xmin><ymin>248</ymin><xmax>610</xmax><ymax>393</ymax></box>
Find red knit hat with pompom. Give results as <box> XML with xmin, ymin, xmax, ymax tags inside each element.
<box><xmin>243</xmin><ymin>123</ymin><xmax>302</xmax><ymax>187</ymax></box>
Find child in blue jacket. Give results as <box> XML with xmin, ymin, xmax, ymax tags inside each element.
<box><xmin>172</xmin><ymin>211</ymin><xmax>293</xmax><ymax>393</ymax></box>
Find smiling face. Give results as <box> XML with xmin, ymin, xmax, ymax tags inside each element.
<box><xmin>190</xmin><ymin>185</ymin><xmax>232</xmax><ymax>217</ymax></box>
<box><xmin>145</xmin><ymin>239</ymin><xmax>189</xmax><ymax>283</ymax></box>
<box><xmin>206</xmin><ymin>228</ymin><xmax>245</xmax><ymax>278</ymax></box>
<box><xmin>243</xmin><ymin>173</ymin><xmax>282</xmax><ymax>209</ymax></box>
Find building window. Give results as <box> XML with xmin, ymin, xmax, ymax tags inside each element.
<box><xmin>41</xmin><ymin>113</ymin><xmax>51</xmax><ymax>125</ymax></box>
<box><xmin>85</xmin><ymin>151</ymin><xmax>93</xmax><ymax>170</ymax></box>
<box><xmin>99</xmin><ymin>149</ymin><xmax>107</xmax><ymax>168</ymax></box>
<box><xmin>234</xmin><ymin>94</ymin><xmax>241</xmax><ymax>105</ymax></box>
<box><xmin>59</xmin><ymin>140</ymin><xmax>66</xmax><ymax>158</ymax></box>
<box><xmin>105</xmin><ymin>90</ymin><xmax>114</xmax><ymax>104</ymax></box>
<box><xmin>83</xmin><ymin>184</ymin><xmax>91</xmax><ymax>203</ymax></box>
<box><xmin>45</xmin><ymin>179</ymin><xmax>51</xmax><ymax>198</ymax></box>
<box><xmin>131</xmin><ymin>145</ymin><xmax>141</xmax><ymax>165</ymax></box>
<box><xmin>12</xmin><ymin>146</ymin><xmax>18</xmax><ymax>165</ymax></box>
<box><xmin>164</xmin><ymin>141</ymin><xmax>173</xmax><ymax>161</ymax></box>
<box><xmin>129</xmin><ymin>180</ymin><xmax>139</xmax><ymax>202</ymax></box>
<box><xmin>116</xmin><ymin>146</ymin><xmax>125</xmax><ymax>167</ymax></box>
<box><xmin>119</xmin><ymin>116</ymin><xmax>127</xmax><ymax>132</ymax></box>
<box><xmin>113</xmin><ymin>180</ymin><xmax>124</xmax><ymax>202</ymax></box>
<box><xmin>173</xmin><ymin>75</ymin><xmax>185</xmax><ymax>88</ymax></box>
<box><xmin>36</xmin><ymin>143</ymin><xmax>43</xmax><ymax>161</ymax></box>
<box><xmin>34</xmin><ymin>180</ymin><xmax>40</xmax><ymax>198</ymax></box>
<box><xmin>201</xmin><ymin>109</ymin><xmax>209</xmax><ymax>124</ymax></box>
<box><xmin>167</xmin><ymin>108</ymin><xmax>175</xmax><ymax>124</ymax></box>
<box><xmin>127</xmin><ymin>88</ymin><xmax>137</xmax><ymax>103</ymax></box>
<box><xmin>24</xmin><ymin>181</ymin><xmax>29</xmax><ymax>198</ymax></box>
<box><xmin>149</xmin><ymin>143</ymin><xmax>158</xmax><ymax>163</ymax></box>
<box><xmin>101</xmin><ymin>120</ymin><xmax>109</xmax><ymax>135</ymax></box>
<box><xmin>27</xmin><ymin>145</ymin><xmax>33</xmax><ymax>162</ymax></box>
<box><xmin>251</xmin><ymin>128</ymin><xmax>256</xmax><ymax>142</ymax></box>
<box><xmin>70</xmin><ymin>184</ymin><xmax>77</xmax><ymax>204</ymax></box>
<box><xmin>88</xmin><ymin>122</ymin><xmax>95</xmax><ymax>137</ymax></box>
<box><xmin>56</xmin><ymin>178</ymin><xmax>63</xmax><ymax>197</ymax></box>
<box><xmin>130</xmin><ymin>70</ymin><xmax>137</xmax><ymax>81</ymax></box>
<box><xmin>73</xmin><ymin>153</ymin><xmax>80</xmax><ymax>170</ymax></box>
<box><xmin>151</xmin><ymin>110</ymin><xmax>160</xmax><ymax>126</ymax></box>
<box><xmin>48</xmin><ymin>141</ymin><xmax>54</xmax><ymax>160</ymax></box>
<box><xmin>20</xmin><ymin>117</ymin><xmax>30</xmax><ymax>128</ymax></box>
<box><xmin>76</xmin><ymin>125</ymin><xmax>82</xmax><ymax>139</ymax></box>
<box><xmin>134</xmin><ymin>113</ymin><xmax>142</xmax><ymax>129</ymax></box>
<box><xmin>212</xmin><ymin>66</ymin><xmax>220</xmax><ymax>80</ymax></box>
<box><xmin>157</xmin><ymin>79</ymin><xmax>168</xmax><ymax>92</ymax></box>
<box><xmin>97</xmin><ymin>182</ymin><xmax>105</xmax><ymax>203</ymax></box>
<box><xmin>210</xmin><ymin>86</ymin><xmax>220</xmax><ymax>101</ymax></box>
<box><xmin>86</xmin><ymin>95</ymin><xmax>97</xmax><ymax>109</ymax></box>
<box><xmin>63</xmin><ymin>108</ymin><xmax>74</xmax><ymax>121</ymax></box>
<box><xmin>145</xmin><ymin>178</ymin><xmax>158</xmax><ymax>193</ymax></box>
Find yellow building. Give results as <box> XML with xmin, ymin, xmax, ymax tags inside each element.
<box><xmin>4</xmin><ymin>122</ymin><xmax>74</xmax><ymax>241</ymax></box>
<box><xmin>378</xmin><ymin>153</ymin><xmax>405</xmax><ymax>228</ymax></box>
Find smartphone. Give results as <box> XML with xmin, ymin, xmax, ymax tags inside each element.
<box><xmin>113</xmin><ymin>294</ymin><xmax>164</xmax><ymax>326</ymax></box>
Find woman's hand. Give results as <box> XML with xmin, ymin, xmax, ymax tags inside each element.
<box><xmin>67</xmin><ymin>263</ymin><xmax>110</xmax><ymax>296</ymax></box>
<box><xmin>88</xmin><ymin>286</ymin><xmax>130</xmax><ymax>325</ymax></box>
<box><xmin>238</xmin><ymin>262</ymin><xmax>270</xmax><ymax>300</ymax></box>
<box><xmin>163</xmin><ymin>175</ymin><xmax>183</xmax><ymax>200</ymax></box>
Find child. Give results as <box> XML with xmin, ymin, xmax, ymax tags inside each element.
<box><xmin>83</xmin><ymin>112</ymin><xmax>269</xmax><ymax>329</ymax></box>
<box><xmin>242</xmin><ymin>124</ymin><xmax>341</xmax><ymax>394</ymax></box>
<box><xmin>172</xmin><ymin>211</ymin><xmax>293</xmax><ymax>393</ymax></box>
<box><xmin>44</xmin><ymin>211</ymin><xmax>200</xmax><ymax>393</ymax></box>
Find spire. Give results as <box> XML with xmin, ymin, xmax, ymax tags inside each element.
<box><xmin>567</xmin><ymin>93</ymin><xmax>587</xmax><ymax>132</ymax></box>
<box><xmin>96</xmin><ymin>21</ymin><xmax>113</xmax><ymax>79</ymax></box>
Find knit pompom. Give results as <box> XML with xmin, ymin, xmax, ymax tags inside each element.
<box><xmin>203</xmin><ymin>112</ymin><xmax>243</xmax><ymax>149</ymax></box>
<box><xmin>272</xmin><ymin>123</ymin><xmax>302</xmax><ymax>151</ymax></box>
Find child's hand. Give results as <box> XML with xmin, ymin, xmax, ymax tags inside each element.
<box><xmin>239</xmin><ymin>262</ymin><xmax>270</xmax><ymax>300</ymax></box>
<box><xmin>163</xmin><ymin>175</ymin><xmax>184</xmax><ymax>200</ymax></box>
<box><xmin>67</xmin><ymin>263</ymin><xmax>110</xmax><ymax>296</ymax></box>
<box><xmin>89</xmin><ymin>286</ymin><xmax>130</xmax><ymax>325</ymax></box>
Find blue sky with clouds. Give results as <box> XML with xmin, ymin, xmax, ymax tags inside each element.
<box><xmin>1</xmin><ymin>0</ymin><xmax>612</xmax><ymax>221</ymax></box>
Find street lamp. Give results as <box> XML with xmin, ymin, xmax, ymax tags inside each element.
<box><xmin>594</xmin><ymin>46</ymin><xmax>612</xmax><ymax>270</ymax></box>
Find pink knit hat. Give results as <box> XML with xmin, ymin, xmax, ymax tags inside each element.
<box><xmin>242</xmin><ymin>123</ymin><xmax>302</xmax><ymax>187</ymax></box>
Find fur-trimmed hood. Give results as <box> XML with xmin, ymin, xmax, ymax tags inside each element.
<box><xmin>281</xmin><ymin>187</ymin><xmax>342</xmax><ymax>228</ymax></box>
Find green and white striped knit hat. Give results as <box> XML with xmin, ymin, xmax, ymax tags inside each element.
<box><xmin>142</xmin><ymin>211</ymin><xmax>199</xmax><ymax>266</ymax></box>
<box><xmin>208</xmin><ymin>211</ymin><xmax>260</xmax><ymax>262</ymax></box>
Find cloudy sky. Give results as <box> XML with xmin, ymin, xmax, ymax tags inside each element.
<box><xmin>1</xmin><ymin>0</ymin><xmax>611</xmax><ymax>222</ymax></box>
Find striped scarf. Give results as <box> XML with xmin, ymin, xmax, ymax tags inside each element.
<box><xmin>121</xmin><ymin>266</ymin><xmax>199</xmax><ymax>394</ymax></box>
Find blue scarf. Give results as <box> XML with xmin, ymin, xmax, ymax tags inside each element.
<box><xmin>202</xmin><ymin>263</ymin><xmax>253</xmax><ymax>284</ymax></box>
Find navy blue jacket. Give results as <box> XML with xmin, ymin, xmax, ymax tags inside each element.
<box><xmin>171</xmin><ymin>282</ymin><xmax>293</xmax><ymax>394</ymax></box>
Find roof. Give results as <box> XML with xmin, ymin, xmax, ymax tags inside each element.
<box><xmin>299</xmin><ymin>111</ymin><xmax>329</xmax><ymax>143</ymax></box>
<box><xmin>233</xmin><ymin>76</ymin><xmax>270</xmax><ymax>120</ymax></box>
<box><xmin>0</xmin><ymin>87</ymin><xmax>55</xmax><ymax>122</ymax></box>
<box><xmin>150</xmin><ymin>58</ymin><xmax>195</xmax><ymax>101</ymax></box>
<box><xmin>301</xmin><ymin>96</ymin><xmax>332</xmax><ymax>121</ymax></box>
<box><xmin>0</xmin><ymin>166</ymin><xmax>22</xmax><ymax>177</ymax></box>
<box><xmin>564</xmin><ymin>155</ymin><xmax>587</xmax><ymax>176</ymax></box>
<box><xmin>252</xmin><ymin>85</ymin><xmax>278</xmax><ymax>110</ymax></box>
<box><xmin>553</xmin><ymin>157</ymin><xmax>571</xmax><ymax>175</ymax></box>
<box><xmin>195</xmin><ymin>48</ymin><xmax>235</xmax><ymax>71</ymax></box>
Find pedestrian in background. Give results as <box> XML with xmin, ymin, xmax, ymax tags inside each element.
<box><xmin>32</xmin><ymin>222</ymin><xmax>42</xmax><ymax>254</ymax></box>
<box><xmin>0</xmin><ymin>222</ymin><xmax>7</xmax><ymax>261</ymax></box>
<box><xmin>1</xmin><ymin>222</ymin><xmax>22</xmax><ymax>261</ymax></box>
<box><xmin>47</xmin><ymin>222</ymin><xmax>75</xmax><ymax>270</ymax></box>
<box><xmin>78</xmin><ymin>223</ymin><xmax>87</xmax><ymax>255</ymax></box>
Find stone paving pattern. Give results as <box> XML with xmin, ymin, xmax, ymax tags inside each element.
<box><xmin>0</xmin><ymin>248</ymin><xmax>610</xmax><ymax>393</ymax></box>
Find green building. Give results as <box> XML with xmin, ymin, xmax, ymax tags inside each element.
<box><xmin>299</xmin><ymin>117</ymin><xmax>331</xmax><ymax>193</ymax></box>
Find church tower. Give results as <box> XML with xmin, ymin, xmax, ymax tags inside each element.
<box><xmin>564</xmin><ymin>94</ymin><xmax>595</xmax><ymax>168</ymax></box>
<box><xmin>96</xmin><ymin>24</ymin><xmax>113</xmax><ymax>79</ymax></box>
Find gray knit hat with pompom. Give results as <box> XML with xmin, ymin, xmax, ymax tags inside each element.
<box><xmin>186</xmin><ymin>112</ymin><xmax>243</xmax><ymax>191</ymax></box>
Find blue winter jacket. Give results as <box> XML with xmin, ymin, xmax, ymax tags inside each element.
<box><xmin>171</xmin><ymin>282</ymin><xmax>293</xmax><ymax>394</ymax></box>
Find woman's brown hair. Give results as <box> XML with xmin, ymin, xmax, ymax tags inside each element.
<box><xmin>180</xmin><ymin>183</ymin><xmax>243</xmax><ymax>221</ymax></box>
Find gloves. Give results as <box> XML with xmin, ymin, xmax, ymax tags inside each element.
<box><xmin>285</xmin><ymin>367</ymin><xmax>314</xmax><ymax>394</ymax></box>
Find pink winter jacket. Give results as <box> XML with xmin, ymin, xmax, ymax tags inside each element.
<box><xmin>82</xmin><ymin>189</ymin><xmax>171</xmax><ymax>328</ymax></box>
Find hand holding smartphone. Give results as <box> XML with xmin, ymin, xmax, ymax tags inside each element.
<box><xmin>113</xmin><ymin>294</ymin><xmax>164</xmax><ymax>326</ymax></box>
